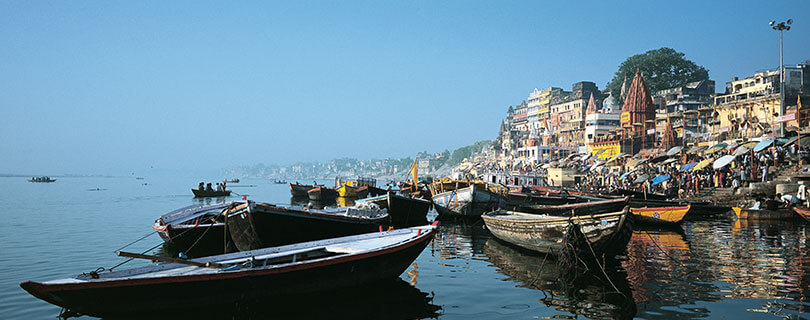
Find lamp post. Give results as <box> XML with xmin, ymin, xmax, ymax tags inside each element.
<box><xmin>770</xmin><ymin>19</ymin><xmax>792</xmax><ymax>137</ymax></box>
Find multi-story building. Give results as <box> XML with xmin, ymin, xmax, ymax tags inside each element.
<box><xmin>713</xmin><ymin>65</ymin><xmax>808</xmax><ymax>140</ymax></box>
<box><xmin>652</xmin><ymin>80</ymin><xmax>715</xmax><ymax>146</ymax></box>
<box><xmin>585</xmin><ymin>93</ymin><xmax>621</xmax><ymax>150</ymax></box>
<box><xmin>511</xmin><ymin>100</ymin><xmax>529</xmax><ymax>132</ymax></box>
<box><xmin>548</xmin><ymin>81</ymin><xmax>600</xmax><ymax>152</ymax></box>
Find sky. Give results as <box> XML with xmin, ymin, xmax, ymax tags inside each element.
<box><xmin>1</xmin><ymin>1</ymin><xmax>808</xmax><ymax>176</ymax></box>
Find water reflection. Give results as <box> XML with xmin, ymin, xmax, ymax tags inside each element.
<box><xmin>483</xmin><ymin>238</ymin><xmax>636</xmax><ymax>320</ymax></box>
<box><xmin>431</xmin><ymin>219</ymin><xmax>489</xmax><ymax>259</ymax></box>
<box><xmin>101</xmin><ymin>279</ymin><xmax>441</xmax><ymax>320</ymax></box>
<box><xmin>624</xmin><ymin>220</ymin><xmax>810</xmax><ymax>319</ymax></box>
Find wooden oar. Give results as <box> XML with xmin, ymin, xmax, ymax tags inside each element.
<box><xmin>116</xmin><ymin>251</ymin><xmax>226</xmax><ymax>269</ymax></box>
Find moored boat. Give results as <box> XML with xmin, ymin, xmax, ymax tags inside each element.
<box><xmin>432</xmin><ymin>184</ymin><xmax>505</xmax><ymax>217</ymax></box>
<box><xmin>630</xmin><ymin>205</ymin><xmax>690</xmax><ymax>225</ymax></box>
<box><xmin>356</xmin><ymin>192</ymin><xmax>432</xmax><ymax>227</ymax></box>
<box><xmin>20</xmin><ymin>224</ymin><xmax>438</xmax><ymax>318</ymax></box>
<box><xmin>307</xmin><ymin>186</ymin><xmax>338</xmax><ymax>201</ymax></box>
<box><xmin>519</xmin><ymin>197</ymin><xmax>629</xmax><ymax>216</ymax></box>
<box><xmin>152</xmin><ymin>202</ymin><xmax>233</xmax><ymax>256</ymax></box>
<box><xmin>504</xmin><ymin>192</ymin><xmax>581</xmax><ymax>209</ymax></box>
<box><xmin>191</xmin><ymin>189</ymin><xmax>232</xmax><ymax>198</ymax></box>
<box><xmin>732</xmin><ymin>207</ymin><xmax>798</xmax><ymax>220</ymax></box>
<box><xmin>289</xmin><ymin>182</ymin><xmax>317</xmax><ymax>197</ymax></box>
<box><xmin>793</xmin><ymin>206</ymin><xmax>810</xmax><ymax>222</ymax></box>
<box><xmin>336</xmin><ymin>184</ymin><xmax>369</xmax><ymax>198</ymax></box>
<box><xmin>226</xmin><ymin>201</ymin><xmax>390</xmax><ymax>251</ymax></box>
<box><xmin>482</xmin><ymin>206</ymin><xmax>632</xmax><ymax>256</ymax></box>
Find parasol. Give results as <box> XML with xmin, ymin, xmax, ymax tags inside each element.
<box><xmin>753</xmin><ymin>139</ymin><xmax>773</xmax><ymax>152</ymax></box>
<box><xmin>712</xmin><ymin>155</ymin><xmax>736</xmax><ymax>169</ymax></box>
<box><xmin>651</xmin><ymin>175</ymin><xmax>671</xmax><ymax>186</ymax></box>
<box><xmin>679</xmin><ymin>162</ymin><xmax>698</xmax><ymax>172</ymax></box>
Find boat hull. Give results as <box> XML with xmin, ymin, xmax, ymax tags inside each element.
<box><xmin>20</xmin><ymin>227</ymin><xmax>435</xmax><ymax>318</ymax></box>
<box><xmin>289</xmin><ymin>183</ymin><xmax>316</xmax><ymax>197</ymax></box>
<box><xmin>432</xmin><ymin>185</ymin><xmax>505</xmax><ymax>217</ymax></box>
<box><xmin>227</xmin><ymin>203</ymin><xmax>389</xmax><ymax>251</ymax></box>
<box><xmin>307</xmin><ymin>187</ymin><xmax>337</xmax><ymax>201</ymax></box>
<box><xmin>732</xmin><ymin>207</ymin><xmax>797</xmax><ymax>220</ymax></box>
<box><xmin>630</xmin><ymin>205</ymin><xmax>690</xmax><ymax>225</ymax></box>
<box><xmin>519</xmin><ymin>197</ymin><xmax>628</xmax><ymax>216</ymax></box>
<box><xmin>153</xmin><ymin>222</ymin><xmax>226</xmax><ymax>256</ymax></box>
<box><xmin>483</xmin><ymin>208</ymin><xmax>632</xmax><ymax>256</ymax></box>
<box><xmin>793</xmin><ymin>206</ymin><xmax>810</xmax><ymax>222</ymax></box>
<box><xmin>191</xmin><ymin>189</ymin><xmax>231</xmax><ymax>198</ymax></box>
<box><xmin>386</xmin><ymin>193</ymin><xmax>432</xmax><ymax>227</ymax></box>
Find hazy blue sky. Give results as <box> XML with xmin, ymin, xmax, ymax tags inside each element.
<box><xmin>1</xmin><ymin>1</ymin><xmax>808</xmax><ymax>175</ymax></box>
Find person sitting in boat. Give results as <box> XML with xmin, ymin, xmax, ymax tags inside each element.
<box><xmin>198</xmin><ymin>182</ymin><xmax>205</xmax><ymax>191</ymax></box>
<box><xmin>215</xmin><ymin>183</ymin><xmax>221</xmax><ymax>192</ymax></box>
<box><xmin>749</xmin><ymin>197</ymin><xmax>763</xmax><ymax>210</ymax></box>
<box><xmin>205</xmin><ymin>183</ymin><xmax>213</xmax><ymax>192</ymax></box>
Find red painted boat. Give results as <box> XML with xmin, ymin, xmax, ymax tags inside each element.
<box><xmin>792</xmin><ymin>206</ymin><xmax>810</xmax><ymax>222</ymax></box>
<box><xmin>20</xmin><ymin>224</ymin><xmax>438</xmax><ymax>318</ymax></box>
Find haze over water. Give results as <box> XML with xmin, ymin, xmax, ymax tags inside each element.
<box><xmin>2</xmin><ymin>176</ymin><xmax>808</xmax><ymax>319</ymax></box>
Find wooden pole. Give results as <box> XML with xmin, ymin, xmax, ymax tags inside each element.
<box><xmin>116</xmin><ymin>251</ymin><xmax>225</xmax><ymax>269</ymax></box>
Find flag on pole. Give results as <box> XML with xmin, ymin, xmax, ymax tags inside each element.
<box><xmin>409</xmin><ymin>159</ymin><xmax>418</xmax><ymax>185</ymax></box>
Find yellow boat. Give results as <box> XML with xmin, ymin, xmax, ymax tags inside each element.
<box><xmin>630</xmin><ymin>205</ymin><xmax>690</xmax><ymax>224</ymax></box>
<box><xmin>335</xmin><ymin>177</ymin><xmax>376</xmax><ymax>198</ymax></box>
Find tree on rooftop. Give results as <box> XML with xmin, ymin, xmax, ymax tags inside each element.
<box><xmin>607</xmin><ymin>47</ymin><xmax>709</xmax><ymax>105</ymax></box>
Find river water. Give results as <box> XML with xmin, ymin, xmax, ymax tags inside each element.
<box><xmin>1</xmin><ymin>175</ymin><xmax>808</xmax><ymax>319</ymax></box>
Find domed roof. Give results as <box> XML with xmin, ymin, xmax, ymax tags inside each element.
<box><xmin>602</xmin><ymin>92</ymin><xmax>618</xmax><ymax>113</ymax></box>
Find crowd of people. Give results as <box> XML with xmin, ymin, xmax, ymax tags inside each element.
<box><xmin>197</xmin><ymin>181</ymin><xmax>227</xmax><ymax>192</ymax></box>
<box><xmin>575</xmin><ymin>141</ymin><xmax>807</xmax><ymax>203</ymax></box>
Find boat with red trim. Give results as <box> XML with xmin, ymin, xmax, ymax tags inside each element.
<box><xmin>20</xmin><ymin>224</ymin><xmax>438</xmax><ymax>318</ymax></box>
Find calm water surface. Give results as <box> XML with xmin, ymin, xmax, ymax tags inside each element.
<box><xmin>1</xmin><ymin>175</ymin><xmax>808</xmax><ymax>319</ymax></box>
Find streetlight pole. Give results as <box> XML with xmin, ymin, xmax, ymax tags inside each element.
<box><xmin>770</xmin><ymin>19</ymin><xmax>792</xmax><ymax>137</ymax></box>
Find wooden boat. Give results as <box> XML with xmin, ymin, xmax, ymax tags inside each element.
<box><xmin>226</xmin><ymin>201</ymin><xmax>390</xmax><ymax>251</ymax></box>
<box><xmin>367</xmin><ymin>186</ymin><xmax>388</xmax><ymax>197</ymax></box>
<box><xmin>610</xmin><ymin>188</ymin><xmax>668</xmax><ymax>201</ymax></box>
<box><xmin>20</xmin><ymin>224</ymin><xmax>438</xmax><ymax>318</ymax></box>
<box><xmin>28</xmin><ymin>176</ymin><xmax>56</xmax><ymax>183</ymax></box>
<box><xmin>504</xmin><ymin>192</ymin><xmax>581</xmax><ymax>209</ymax></box>
<box><xmin>631</xmin><ymin>205</ymin><xmax>690</xmax><ymax>225</ymax></box>
<box><xmin>793</xmin><ymin>206</ymin><xmax>810</xmax><ymax>222</ymax></box>
<box><xmin>289</xmin><ymin>183</ymin><xmax>317</xmax><ymax>197</ymax></box>
<box><xmin>519</xmin><ymin>197</ymin><xmax>629</xmax><ymax>216</ymax></box>
<box><xmin>224</xmin><ymin>179</ymin><xmax>240</xmax><ymax>183</ymax></box>
<box><xmin>307</xmin><ymin>186</ymin><xmax>337</xmax><ymax>201</ymax></box>
<box><xmin>336</xmin><ymin>184</ymin><xmax>369</xmax><ymax>198</ymax></box>
<box><xmin>356</xmin><ymin>192</ymin><xmax>432</xmax><ymax>227</ymax></box>
<box><xmin>732</xmin><ymin>207</ymin><xmax>798</xmax><ymax>220</ymax></box>
<box><xmin>191</xmin><ymin>189</ymin><xmax>231</xmax><ymax>197</ymax></box>
<box><xmin>482</xmin><ymin>206</ymin><xmax>632</xmax><ymax>256</ymax></box>
<box><xmin>432</xmin><ymin>184</ymin><xmax>505</xmax><ymax>217</ymax></box>
<box><xmin>152</xmin><ymin>203</ymin><xmax>233</xmax><ymax>256</ymax></box>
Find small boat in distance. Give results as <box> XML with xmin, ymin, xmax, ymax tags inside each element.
<box><xmin>289</xmin><ymin>182</ymin><xmax>318</xmax><ymax>197</ymax></box>
<box><xmin>223</xmin><ymin>179</ymin><xmax>240</xmax><ymax>183</ymax></box>
<box><xmin>28</xmin><ymin>176</ymin><xmax>56</xmax><ymax>183</ymax></box>
<box><xmin>272</xmin><ymin>180</ymin><xmax>287</xmax><ymax>184</ymax></box>
<box><xmin>20</xmin><ymin>225</ymin><xmax>438</xmax><ymax>318</ymax></box>
<box><xmin>191</xmin><ymin>189</ymin><xmax>232</xmax><ymax>198</ymax></box>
